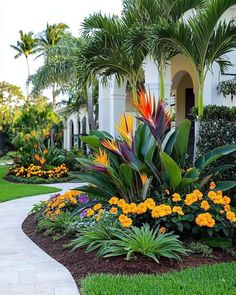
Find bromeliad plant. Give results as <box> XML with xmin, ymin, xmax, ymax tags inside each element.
<box><xmin>76</xmin><ymin>90</ymin><xmax>236</xmax><ymax>200</ymax></box>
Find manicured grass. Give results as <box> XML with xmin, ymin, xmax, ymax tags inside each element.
<box><xmin>0</xmin><ymin>166</ymin><xmax>61</xmax><ymax>202</ymax></box>
<box><xmin>80</xmin><ymin>262</ymin><xmax>236</xmax><ymax>295</ymax></box>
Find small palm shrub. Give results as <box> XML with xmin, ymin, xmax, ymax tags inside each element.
<box><xmin>71</xmin><ymin>223</ymin><xmax>188</xmax><ymax>262</ymax></box>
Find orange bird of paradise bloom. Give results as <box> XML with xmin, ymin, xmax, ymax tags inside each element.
<box><xmin>93</xmin><ymin>149</ymin><xmax>109</xmax><ymax>166</ymax></box>
<box><xmin>133</xmin><ymin>89</ymin><xmax>171</xmax><ymax>141</ymax></box>
<box><xmin>115</xmin><ymin>113</ymin><xmax>133</xmax><ymax>146</ymax></box>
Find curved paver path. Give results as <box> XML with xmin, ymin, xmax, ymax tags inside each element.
<box><xmin>0</xmin><ymin>183</ymin><xmax>81</xmax><ymax>295</ymax></box>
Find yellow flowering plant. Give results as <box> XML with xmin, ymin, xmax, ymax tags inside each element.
<box><xmin>84</xmin><ymin>182</ymin><xmax>236</xmax><ymax>239</ymax></box>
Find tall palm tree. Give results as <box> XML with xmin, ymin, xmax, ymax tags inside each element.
<box><xmin>150</xmin><ymin>0</ymin><xmax>236</xmax><ymax>117</ymax></box>
<box><xmin>123</xmin><ymin>0</ymin><xmax>204</xmax><ymax>98</ymax></box>
<box><xmin>34</xmin><ymin>23</ymin><xmax>69</xmax><ymax>106</ymax></box>
<box><xmin>10</xmin><ymin>30</ymin><xmax>36</xmax><ymax>100</ymax></box>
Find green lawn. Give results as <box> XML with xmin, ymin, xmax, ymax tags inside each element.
<box><xmin>0</xmin><ymin>166</ymin><xmax>61</xmax><ymax>202</ymax></box>
<box><xmin>80</xmin><ymin>262</ymin><xmax>236</xmax><ymax>295</ymax></box>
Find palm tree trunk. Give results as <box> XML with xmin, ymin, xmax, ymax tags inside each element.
<box><xmin>86</xmin><ymin>86</ymin><xmax>96</xmax><ymax>131</ymax></box>
<box><xmin>159</xmin><ymin>60</ymin><xmax>166</xmax><ymax>99</ymax></box>
<box><xmin>52</xmin><ymin>84</ymin><xmax>57</xmax><ymax>108</ymax></box>
<box><xmin>26</xmin><ymin>56</ymin><xmax>30</xmax><ymax>102</ymax></box>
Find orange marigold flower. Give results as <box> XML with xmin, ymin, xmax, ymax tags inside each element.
<box><xmin>184</xmin><ymin>193</ymin><xmax>198</xmax><ymax>206</ymax></box>
<box><xmin>129</xmin><ymin>203</ymin><xmax>137</xmax><ymax>214</ymax></box>
<box><xmin>122</xmin><ymin>203</ymin><xmax>130</xmax><ymax>214</ymax></box>
<box><xmin>87</xmin><ymin>208</ymin><xmax>95</xmax><ymax>217</ymax></box>
<box><xmin>110</xmin><ymin>207</ymin><xmax>118</xmax><ymax>214</ymax></box>
<box><xmin>109</xmin><ymin>197</ymin><xmax>119</xmax><ymax>205</ymax></box>
<box><xmin>96</xmin><ymin>215</ymin><xmax>102</xmax><ymax>222</ymax></box>
<box><xmin>55</xmin><ymin>209</ymin><xmax>61</xmax><ymax>215</ymax></box>
<box><xmin>209</xmin><ymin>182</ymin><xmax>216</xmax><ymax>190</ymax></box>
<box><xmin>200</xmin><ymin>200</ymin><xmax>210</xmax><ymax>211</ymax></box>
<box><xmin>195</xmin><ymin>213</ymin><xmax>215</xmax><ymax>228</ymax></box>
<box><xmin>118</xmin><ymin>214</ymin><xmax>127</xmax><ymax>222</ymax></box>
<box><xmin>118</xmin><ymin>199</ymin><xmax>126</xmax><ymax>208</ymax></box>
<box><xmin>136</xmin><ymin>202</ymin><xmax>147</xmax><ymax>214</ymax></box>
<box><xmin>172</xmin><ymin>193</ymin><xmax>181</xmax><ymax>202</ymax></box>
<box><xmin>226</xmin><ymin>211</ymin><xmax>236</xmax><ymax>223</ymax></box>
<box><xmin>172</xmin><ymin>206</ymin><xmax>184</xmax><ymax>216</ymax></box>
<box><xmin>93</xmin><ymin>203</ymin><xmax>102</xmax><ymax>211</ymax></box>
<box><xmin>224</xmin><ymin>205</ymin><xmax>231</xmax><ymax>212</ymax></box>
<box><xmin>223</xmin><ymin>196</ymin><xmax>231</xmax><ymax>205</ymax></box>
<box><xmin>144</xmin><ymin>198</ymin><xmax>156</xmax><ymax>210</ymax></box>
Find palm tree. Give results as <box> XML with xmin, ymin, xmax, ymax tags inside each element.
<box><xmin>150</xmin><ymin>0</ymin><xmax>236</xmax><ymax>117</ymax></box>
<box><xmin>10</xmin><ymin>30</ymin><xmax>36</xmax><ymax>100</ymax></box>
<box><xmin>79</xmin><ymin>13</ymin><xmax>145</xmax><ymax>100</ymax></box>
<box><xmin>123</xmin><ymin>0</ymin><xmax>204</xmax><ymax>98</ymax></box>
<box><xmin>34</xmin><ymin>23</ymin><xmax>69</xmax><ymax>106</ymax></box>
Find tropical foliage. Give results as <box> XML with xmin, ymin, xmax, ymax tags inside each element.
<box><xmin>76</xmin><ymin>91</ymin><xmax>236</xmax><ymax>200</ymax></box>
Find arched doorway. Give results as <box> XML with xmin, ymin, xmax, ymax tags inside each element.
<box><xmin>172</xmin><ymin>71</ymin><xmax>195</xmax><ymax>162</ymax></box>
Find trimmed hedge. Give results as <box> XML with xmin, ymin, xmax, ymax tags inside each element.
<box><xmin>192</xmin><ymin>105</ymin><xmax>236</xmax><ymax>184</ymax></box>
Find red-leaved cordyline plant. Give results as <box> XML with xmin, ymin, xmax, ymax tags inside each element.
<box><xmin>133</xmin><ymin>89</ymin><xmax>171</xmax><ymax>144</ymax></box>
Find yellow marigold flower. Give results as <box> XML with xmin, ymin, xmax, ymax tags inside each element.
<box><xmin>209</xmin><ymin>182</ymin><xmax>216</xmax><ymax>190</ymax></box>
<box><xmin>120</xmin><ymin>217</ymin><xmax>132</xmax><ymax>228</ymax></box>
<box><xmin>193</xmin><ymin>190</ymin><xmax>203</xmax><ymax>200</ymax></box>
<box><xmin>172</xmin><ymin>193</ymin><xmax>181</xmax><ymax>202</ymax></box>
<box><xmin>207</xmin><ymin>190</ymin><xmax>217</xmax><ymax>200</ymax></box>
<box><xmin>195</xmin><ymin>213</ymin><xmax>215</xmax><ymax>228</ymax></box>
<box><xmin>109</xmin><ymin>196</ymin><xmax>119</xmax><ymax>205</ymax></box>
<box><xmin>201</xmin><ymin>200</ymin><xmax>210</xmax><ymax>211</ymax></box>
<box><xmin>129</xmin><ymin>203</ymin><xmax>137</xmax><ymax>214</ymax></box>
<box><xmin>118</xmin><ymin>214</ymin><xmax>127</xmax><ymax>222</ymax></box>
<box><xmin>226</xmin><ymin>211</ymin><xmax>236</xmax><ymax>222</ymax></box>
<box><xmin>118</xmin><ymin>199</ymin><xmax>126</xmax><ymax>208</ymax></box>
<box><xmin>70</xmin><ymin>198</ymin><xmax>77</xmax><ymax>205</ymax></box>
<box><xmin>159</xmin><ymin>227</ymin><xmax>167</xmax><ymax>234</ymax></box>
<box><xmin>184</xmin><ymin>193</ymin><xmax>198</xmax><ymax>206</ymax></box>
<box><xmin>110</xmin><ymin>207</ymin><xmax>118</xmax><ymax>214</ymax></box>
<box><xmin>58</xmin><ymin>202</ymin><xmax>66</xmax><ymax>208</ymax></box>
<box><xmin>96</xmin><ymin>214</ymin><xmax>102</xmax><ymax>222</ymax></box>
<box><xmin>224</xmin><ymin>205</ymin><xmax>231</xmax><ymax>212</ymax></box>
<box><xmin>144</xmin><ymin>198</ymin><xmax>156</xmax><ymax>210</ymax></box>
<box><xmin>98</xmin><ymin>209</ymin><xmax>104</xmax><ymax>214</ymax></box>
<box><xmin>152</xmin><ymin>204</ymin><xmax>171</xmax><ymax>218</ymax></box>
<box><xmin>87</xmin><ymin>208</ymin><xmax>95</xmax><ymax>217</ymax></box>
<box><xmin>172</xmin><ymin>206</ymin><xmax>184</xmax><ymax>216</ymax></box>
<box><xmin>93</xmin><ymin>149</ymin><xmax>109</xmax><ymax>166</ymax></box>
<box><xmin>223</xmin><ymin>196</ymin><xmax>231</xmax><ymax>205</ymax></box>
<box><xmin>93</xmin><ymin>203</ymin><xmax>102</xmax><ymax>211</ymax></box>
<box><xmin>55</xmin><ymin>209</ymin><xmax>61</xmax><ymax>215</ymax></box>
<box><xmin>122</xmin><ymin>203</ymin><xmax>130</xmax><ymax>214</ymax></box>
<box><xmin>136</xmin><ymin>202</ymin><xmax>147</xmax><ymax>214</ymax></box>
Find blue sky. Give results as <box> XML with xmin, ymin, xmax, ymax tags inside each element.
<box><xmin>0</xmin><ymin>0</ymin><xmax>122</xmax><ymax>98</ymax></box>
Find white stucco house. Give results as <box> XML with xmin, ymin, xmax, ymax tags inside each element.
<box><xmin>61</xmin><ymin>6</ymin><xmax>236</xmax><ymax>151</ymax></box>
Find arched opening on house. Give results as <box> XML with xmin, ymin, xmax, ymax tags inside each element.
<box><xmin>69</xmin><ymin>119</ymin><xmax>74</xmax><ymax>149</ymax></box>
<box><xmin>171</xmin><ymin>71</ymin><xmax>196</xmax><ymax>163</ymax></box>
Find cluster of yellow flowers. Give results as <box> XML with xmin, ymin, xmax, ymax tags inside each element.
<box><xmin>86</xmin><ymin>182</ymin><xmax>236</xmax><ymax>229</ymax></box>
<box><xmin>44</xmin><ymin>190</ymin><xmax>81</xmax><ymax>217</ymax></box>
<box><xmin>195</xmin><ymin>213</ymin><xmax>215</xmax><ymax>228</ymax></box>
<box><xmin>9</xmin><ymin>164</ymin><xmax>68</xmax><ymax>179</ymax></box>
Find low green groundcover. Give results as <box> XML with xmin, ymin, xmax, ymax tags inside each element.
<box><xmin>80</xmin><ymin>262</ymin><xmax>236</xmax><ymax>295</ymax></box>
<box><xmin>6</xmin><ymin>174</ymin><xmax>74</xmax><ymax>184</ymax></box>
<box><xmin>0</xmin><ymin>166</ymin><xmax>61</xmax><ymax>202</ymax></box>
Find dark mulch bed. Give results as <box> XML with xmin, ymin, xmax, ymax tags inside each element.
<box><xmin>5</xmin><ymin>175</ymin><xmax>74</xmax><ymax>184</ymax></box>
<box><xmin>22</xmin><ymin>214</ymin><xmax>236</xmax><ymax>284</ymax></box>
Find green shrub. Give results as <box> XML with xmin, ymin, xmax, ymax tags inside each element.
<box><xmin>187</xmin><ymin>241</ymin><xmax>213</xmax><ymax>258</ymax></box>
<box><xmin>193</xmin><ymin>105</ymin><xmax>236</xmax><ymax>185</ymax></box>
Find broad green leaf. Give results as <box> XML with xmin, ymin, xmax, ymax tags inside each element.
<box><xmin>171</xmin><ymin>119</ymin><xmax>191</xmax><ymax>166</ymax></box>
<box><xmin>195</xmin><ymin>144</ymin><xmax>236</xmax><ymax>171</ymax></box>
<box><xmin>80</xmin><ymin>135</ymin><xmax>100</xmax><ymax>149</ymax></box>
<box><xmin>163</xmin><ymin>128</ymin><xmax>179</xmax><ymax>155</ymax></box>
<box><xmin>90</xmin><ymin>130</ymin><xmax>113</xmax><ymax>139</ymax></box>
<box><xmin>214</xmin><ymin>181</ymin><xmax>236</xmax><ymax>192</ymax></box>
<box><xmin>119</xmin><ymin>164</ymin><xmax>133</xmax><ymax>187</ymax></box>
<box><xmin>160</xmin><ymin>151</ymin><xmax>182</xmax><ymax>192</ymax></box>
<box><xmin>178</xmin><ymin>168</ymin><xmax>200</xmax><ymax>190</ymax></box>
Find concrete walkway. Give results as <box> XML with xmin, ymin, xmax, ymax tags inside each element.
<box><xmin>0</xmin><ymin>183</ymin><xmax>81</xmax><ymax>295</ymax></box>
